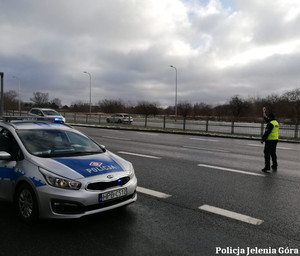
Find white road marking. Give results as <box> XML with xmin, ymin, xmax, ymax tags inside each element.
<box><xmin>190</xmin><ymin>137</ymin><xmax>219</xmax><ymax>142</ymax></box>
<box><xmin>248</xmin><ymin>144</ymin><xmax>263</xmax><ymax>148</ymax></box>
<box><xmin>197</xmin><ymin>164</ymin><xmax>265</xmax><ymax>177</ymax></box>
<box><xmin>248</xmin><ymin>144</ymin><xmax>292</xmax><ymax>150</ymax></box>
<box><xmin>183</xmin><ymin>146</ymin><xmax>229</xmax><ymax>153</ymax></box>
<box><xmin>137</xmin><ymin>132</ymin><xmax>158</xmax><ymax>136</ymax></box>
<box><xmin>102</xmin><ymin>136</ymin><xmax>131</xmax><ymax>141</ymax></box>
<box><xmin>137</xmin><ymin>186</ymin><xmax>171</xmax><ymax>198</ymax></box>
<box><xmin>118</xmin><ymin>151</ymin><xmax>161</xmax><ymax>159</ymax></box>
<box><xmin>199</xmin><ymin>204</ymin><xmax>264</xmax><ymax>225</ymax></box>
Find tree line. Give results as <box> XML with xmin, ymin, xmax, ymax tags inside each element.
<box><xmin>3</xmin><ymin>88</ymin><xmax>300</xmax><ymax>123</ymax></box>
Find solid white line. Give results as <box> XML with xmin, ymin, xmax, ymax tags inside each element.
<box><xmin>199</xmin><ymin>204</ymin><xmax>264</xmax><ymax>225</ymax></box>
<box><xmin>248</xmin><ymin>144</ymin><xmax>292</xmax><ymax>150</ymax></box>
<box><xmin>190</xmin><ymin>137</ymin><xmax>219</xmax><ymax>142</ymax></box>
<box><xmin>118</xmin><ymin>151</ymin><xmax>161</xmax><ymax>159</ymax></box>
<box><xmin>197</xmin><ymin>164</ymin><xmax>265</xmax><ymax>177</ymax></box>
<box><xmin>102</xmin><ymin>136</ymin><xmax>131</xmax><ymax>141</ymax></box>
<box><xmin>183</xmin><ymin>146</ymin><xmax>229</xmax><ymax>153</ymax></box>
<box><xmin>137</xmin><ymin>186</ymin><xmax>171</xmax><ymax>198</ymax></box>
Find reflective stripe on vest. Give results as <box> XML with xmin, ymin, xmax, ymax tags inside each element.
<box><xmin>267</xmin><ymin>120</ymin><xmax>279</xmax><ymax>140</ymax></box>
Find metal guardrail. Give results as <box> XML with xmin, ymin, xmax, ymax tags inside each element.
<box><xmin>5</xmin><ymin>110</ymin><xmax>299</xmax><ymax>140</ymax></box>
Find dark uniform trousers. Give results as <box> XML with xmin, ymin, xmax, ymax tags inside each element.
<box><xmin>264</xmin><ymin>140</ymin><xmax>278</xmax><ymax>168</ymax></box>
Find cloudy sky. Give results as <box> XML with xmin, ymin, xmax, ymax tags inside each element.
<box><xmin>1</xmin><ymin>0</ymin><xmax>300</xmax><ymax>107</ymax></box>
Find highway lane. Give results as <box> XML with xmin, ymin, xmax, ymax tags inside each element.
<box><xmin>1</xmin><ymin>127</ymin><xmax>299</xmax><ymax>256</ymax></box>
<box><xmin>76</xmin><ymin>127</ymin><xmax>300</xmax><ymax>248</ymax></box>
<box><xmin>80</xmin><ymin>127</ymin><xmax>299</xmax><ymax>177</ymax></box>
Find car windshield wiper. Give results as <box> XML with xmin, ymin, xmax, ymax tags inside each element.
<box><xmin>57</xmin><ymin>151</ymin><xmax>103</xmax><ymax>157</ymax></box>
<box><xmin>69</xmin><ymin>151</ymin><xmax>102</xmax><ymax>156</ymax></box>
<box><xmin>35</xmin><ymin>150</ymin><xmax>103</xmax><ymax>158</ymax></box>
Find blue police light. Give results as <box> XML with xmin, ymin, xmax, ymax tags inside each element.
<box><xmin>117</xmin><ymin>178</ymin><xmax>123</xmax><ymax>185</ymax></box>
<box><xmin>54</xmin><ymin>117</ymin><xmax>64</xmax><ymax>123</ymax></box>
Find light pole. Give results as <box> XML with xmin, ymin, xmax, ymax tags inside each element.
<box><xmin>170</xmin><ymin>65</ymin><xmax>178</xmax><ymax>121</ymax></box>
<box><xmin>0</xmin><ymin>72</ymin><xmax>3</xmax><ymax>117</ymax></box>
<box><xmin>83</xmin><ymin>71</ymin><xmax>92</xmax><ymax>113</ymax></box>
<box><xmin>12</xmin><ymin>76</ymin><xmax>21</xmax><ymax>115</ymax></box>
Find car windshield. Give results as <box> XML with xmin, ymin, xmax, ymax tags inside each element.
<box><xmin>17</xmin><ymin>129</ymin><xmax>103</xmax><ymax>157</ymax></box>
<box><xmin>42</xmin><ymin>110</ymin><xmax>60</xmax><ymax>116</ymax></box>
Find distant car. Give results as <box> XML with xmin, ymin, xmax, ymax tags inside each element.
<box><xmin>28</xmin><ymin>108</ymin><xmax>66</xmax><ymax>123</ymax></box>
<box><xmin>106</xmin><ymin>114</ymin><xmax>133</xmax><ymax>124</ymax></box>
<box><xmin>0</xmin><ymin>117</ymin><xmax>137</xmax><ymax>223</ymax></box>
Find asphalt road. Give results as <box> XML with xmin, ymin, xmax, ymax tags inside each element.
<box><xmin>1</xmin><ymin>127</ymin><xmax>299</xmax><ymax>256</ymax></box>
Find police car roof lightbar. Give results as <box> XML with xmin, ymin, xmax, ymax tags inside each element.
<box><xmin>2</xmin><ymin>116</ymin><xmax>65</xmax><ymax>123</ymax></box>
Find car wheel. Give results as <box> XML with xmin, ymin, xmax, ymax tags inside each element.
<box><xmin>117</xmin><ymin>119</ymin><xmax>122</xmax><ymax>123</ymax></box>
<box><xmin>15</xmin><ymin>183</ymin><xmax>38</xmax><ymax>224</ymax></box>
<box><xmin>106</xmin><ymin>118</ymin><xmax>110</xmax><ymax>123</ymax></box>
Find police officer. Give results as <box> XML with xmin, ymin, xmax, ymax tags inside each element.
<box><xmin>261</xmin><ymin>107</ymin><xmax>279</xmax><ymax>172</ymax></box>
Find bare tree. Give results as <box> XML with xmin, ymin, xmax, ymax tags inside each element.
<box><xmin>229</xmin><ymin>95</ymin><xmax>250</xmax><ymax>120</ymax></box>
<box><xmin>177</xmin><ymin>101</ymin><xmax>192</xmax><ymax>118</ymax></box>
<box><xmin>262</xmin><ymin>94</ymin><xmax>281</xmax><ymax>115</ymax></box>
<box><xmin>70</xmin><ymin>101</ymin><xmax>90</xmax><ymax>112</ymax></box>
<box><xmin>135</xmin><ymin>101</ymin><xmax>158</xmax><ymax>116</ymax></box>
<box><xmin>51</xmin><ymin>98</ymin><xmax>62</xmax><ymax>109</ymax></box>
<box><xmin>98</xmin><ymin>99</ymin><xmax>125</xmax><ymax>113</ymax></box>
<box><xmin>282</xmin><ymin>88</ymin><xmax>300</xmax><ymax>122</ymax></box>
<box><xmin>4</xmin><ymin>90</ymin><xmax>18</xmax><ymax>110</ymax></box>
<box><xmin>193</xmin><ymin>102</ymin><xmax>213</xmax><ymax>117</ymax></box>
<box><xmin>135</xmin><ymin>101</ymin><xmax>159</xmax><ymax>127</ymax></box>
<box><xmin>30</xmin><ymin>92</ymin><xmax>49</xmax><ymax>107</ymax></box>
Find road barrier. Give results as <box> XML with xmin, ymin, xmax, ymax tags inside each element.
<box><xmin>6</xmin><ymin>110</ymin><xmax>299</xmax><ymax>140</ymax></box>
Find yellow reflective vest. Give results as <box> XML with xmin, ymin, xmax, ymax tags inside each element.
<box><xmin>267</xmin><ymin>120</ymin><xmax>279</xmax><ymax>140</ymax></box>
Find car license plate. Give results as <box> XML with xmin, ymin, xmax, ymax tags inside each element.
<box><xmin>99</xmin><ymin>188</ymin><xmax>127</xmax><ymax>202</ymax></box>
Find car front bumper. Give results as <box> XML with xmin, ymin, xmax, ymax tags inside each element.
<box><xmin>37</xmin><ymin>176</ymin><xmax>137</xmax><ymax>219</ymax></box>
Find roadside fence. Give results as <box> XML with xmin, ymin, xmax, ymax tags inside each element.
<box><xmin>5</xmin><ymin>110</ymin><xmax>299</xmax><ymax>140</ymax></box>
<box><xmin>63</xmin><ymin>112</ymin><xmax>298</xmax><ymax>140</ymax></box>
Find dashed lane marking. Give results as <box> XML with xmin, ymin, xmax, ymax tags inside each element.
<box><xmin>137</xmin><ymin>186</ymin><xmax>171</xmax><ymax>199</ymax></box>
<box><xmin>197</xmin><ymin>164</ymin><xmax>266</xmax><ymax>177</ymax></box>
<box><xmin>190</xmin><ymin>137</ymin><xmax>219</xmax><ymax>142</ymax></box>
<box><xmin>102</xmin><ymin>136</ymin><xmax>132</xmax><ymax>141</ymax></box>
<box><xmin>248</xmin><ymin>144</ymin><xmax>292</xmax><ymax>150</ymax></box>
<box><xmin>199</xmin><ymin>204</ymin><xmax>264</xmax><ymax>225</ymax></box>
<box><xmin>183</xmin><ymin>146</ymin><xmax>229</xmax><ymax>153</ymax></box>
<box><xmin>118</xmin><ymin>151</ymin><xmax>162</xmax><ymax>159</ymax></box>
<box><xmin>137</xmin><ymin>132</ymin><xmax>158</xmax><ymax>136</ymax></box>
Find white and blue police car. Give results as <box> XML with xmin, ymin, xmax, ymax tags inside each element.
<box><xmin>0</xmin><ymin>117</ymin><xmax>137</xmax><ymax>223</ymax></box>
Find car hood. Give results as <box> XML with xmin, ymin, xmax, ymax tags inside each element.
<box><xmin>33</xmin><ymin>151</ymin><xmax>129</xmax><ymax>180</ymax></box>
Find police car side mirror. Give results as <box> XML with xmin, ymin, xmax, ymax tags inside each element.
<box><xmin>0</xmin><ymin>151</ymin><xmax>12</xmax><ymax>160</ymax></box>
<box><xmin>100</xmin><ymin>145</ymin><xmax>106</xmax><ymax>152</ymax></box>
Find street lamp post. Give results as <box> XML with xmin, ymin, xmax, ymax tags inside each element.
<box><xmin>0</xmin><ymin>72</ymin><xmax>3</xmax><ymax>117</ymax></box>
<box><xmin>170</xmin><ymin>65</ymin><xmax>178</xmax><ymax>121</ymax></box>
<box><xmin>83</xmin><ymin>71</ymin><xmax>92</xmax><ymax>113</ymax></box>
<box><xmin>12</xmin><ymin>76</ymin><xmax>21</xmax><ymax>115</ymax></box>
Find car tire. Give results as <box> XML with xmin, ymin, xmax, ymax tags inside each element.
<box><xmin>117</xmin><ymin>119</ymin><xmax>122</xmax><ymax>123</ymax></box>
<box><xmin>15</xmin><ymin>183</ymin><xmax>38</xmax><ymax>224</ymax></box>
<box><xmin>106</xmin><ymin>118</ymin><xmax>110</xmax><ymax>123</ymax></box>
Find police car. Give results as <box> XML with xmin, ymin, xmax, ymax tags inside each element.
<box><xmin>0</xmin><ymin>117</ymin><xmax>137</xmax><ymax>223</ymax></box>
<box><xmin>28</xmin><ymin>108</ymin><xmax>66</xmax><ymax>123</ymax></box>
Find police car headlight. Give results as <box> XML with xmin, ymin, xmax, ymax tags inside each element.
<box><xmin>128</xmin><ymin>162</ymin><xmax>135</xmax><ymax>179</ymax></box>
<box><xmin>39</xmin><ymin>167</ymin><xmax>81</xmax><ymax>190</ymax></box>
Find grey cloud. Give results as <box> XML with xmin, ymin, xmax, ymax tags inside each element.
<box><xmin>1</xmin><ymin>0</ymin><xmax>300</xmax><ymax>107</ymax></box>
